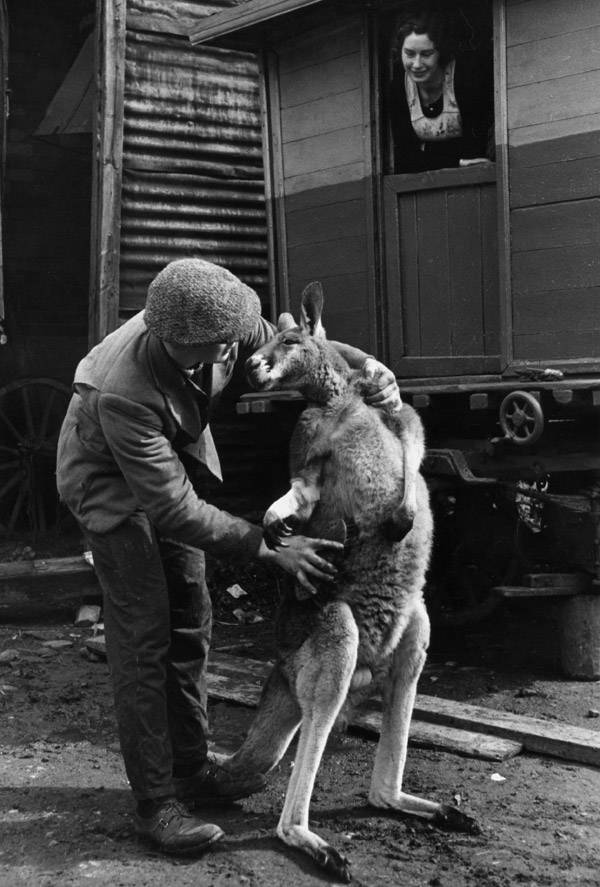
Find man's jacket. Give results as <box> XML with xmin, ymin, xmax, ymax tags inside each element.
<box><xmin>56</xmin><ymin>311</ymin><xmax>271</xmax><ymax>561</ymax></box>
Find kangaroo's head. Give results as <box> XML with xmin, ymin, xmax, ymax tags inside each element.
<box><xmin>245</xmin><ymin>282</ymin><xmax>350</xmax><ymax>401</ymax></box>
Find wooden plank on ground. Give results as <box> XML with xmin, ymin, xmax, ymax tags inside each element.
<box><xmin>0</xmin><ymin>556</ymin><xmax>99</xmax><ymax>621</ymax></box>
<box><xmin>0</xmin><ymin>556</ymin><xmax>94</xmax><ymax>581</ymax></box>
<box><xmin>208</xmin><ymin>654</ymin><xmax>522</xmax><ymax>762</ymax></box>
<box><xmin>210</xmin><ymin>654</ymin><xmax>600</xmax><ymax>766</ymax></box>
<box><xmin>414</xmin><ymin>695</ymin><xmax>600</xmax><ymax>767</ymax></box>
<box><xmin>352</xmin><ymin>708</ymin><xmax>522</xmax><ymax>762</ymax></box>
<box><xmin>208</xmin><ymin>652</ymin><xmax>270</xmax><ymax>706</ymax></box>
<box><xmin>494</xmin><ymin>586</ymin><xmax>578</xmax><ymax>599</ymax></box>
<box><xmin>524</xmin><ymin>573</ymin><xmax>591</xmax><ymax>590</ymax></box>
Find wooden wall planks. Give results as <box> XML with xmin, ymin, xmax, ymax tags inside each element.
<box><xmin>511</xmin><ymin>153</ymin><xmax>600</xmax><ymax>207</ymax></box>
<box><xmin>282</xmin><ymin>124</ymin><xmax>364</xmax><ymax>179</ymax></box>
<box><xmin>279</xmin><ymin>52</ymin><xmax>362</xmax><ymax>109</ymax></box>
<box><xmin>506</xmin><ymin>0</ymin><xmax>600</xmax><ymax>366</ymax></box>
<box><xmin>507</xmin><ymin>25</ymin><xmax>600</xmax><ymax>87</ymax></box>
<box><xmin>508</xmin><ymin>70</ymin><xmax>600</xmax><ymax>131</ymax></box>
<box><xmin>287</xmin><ymin>233</ymin><xmax>366</xmax><ymax>279</ymax></box>
<box><xmin>506</xmin><ymin>0</ymin><xmax>600</xmax><ymax>46</ymax></box>
<box><xmin>276</xmin><ymin>12</ymin><xmax>374</xmax><ymax>351</ymax></box>
<box><xmin>280</xmin><ymin>88</ymin><xmax>362</xmax><ymax>143</ymax></box>
<box><xmin>514</xmin><ymin>287</ymin><xmax>600</xmax><ymax>335</ymax></box>
<box><xmin>285</xmin><ymin>196</ymin><xmax>366</xmax><ymax>245</ymax></box>
<box><xmin>511</xmin><ymin>200</ymin><xmax>600</xmax><ymax>252</ymax></box>
<box><xmin>513</xmin><ymin>243</ymin><xmax>600</xmax><ymax>294</ymax></box>
<box><xmin>507</xmin><ymin>0</ymin><xmax>600</xmax><ymax>149</ymax></box>
<box><xmin>514</xmin><ymin>327</ymin><xmax>600</xmax><ymax>361</ymax></box>
<box><xmin>277</xmin><ymin>18</ymin><xmax>363</xmax><ymax>74</ymax></box>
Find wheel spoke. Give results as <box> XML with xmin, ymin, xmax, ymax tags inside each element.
<box><xmin>37</xmin><ymin>388</ymin><xmax>58</xmax><ymax>443</ymax></box>
<box><xmin>0</xmin><ymin>471</ymin><xmax>21</xmax><ymax>501</ymax></box>
<box><xmin>0</xmin><ymin>459</ymin><xmax>20</xmax><ymax>472</ymax></box>
<box><xmin>35</xmin><ymin>483</ymin><xmax>46</xmax><ymax>533</ymax></box>
<box><xmin>0</xmin><ymin>378</ymin><xmax>71</xmax><ymax>533</ymax></box>
<box><xmin>21</xmin><ymin>385</ymin><xmax>35</xmax><ymax>441</ymax></box>
<box><xmin>7</xmin><ymin>481</ymin><xmax>27</xmax><ymax>535</ymax></box>
<box><xmin>0</xmin><ymin>403</ymin><xmax>27</xmax><ymax>445</ymax></box>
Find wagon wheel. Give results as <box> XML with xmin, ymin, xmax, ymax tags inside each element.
<box><xmin>0</xmin><ymin>377</ymin><xmax>71</xmax><ymax>537</ymax></box>
<box><xmin>499</xmin><ymin>390</ymin><xmax>544</xmax><ymax>446</ymax></box>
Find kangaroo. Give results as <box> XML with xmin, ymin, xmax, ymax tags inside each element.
<box><xmin>220</xmin><ymin>282</ymin><xmax>478</xmax><ymax>882</ymax></box>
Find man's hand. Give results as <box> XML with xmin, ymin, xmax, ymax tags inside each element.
<box><xmin>257</xmin><ymin>535</ymin><xmax>343</xmax><ymax>596</ymax></box>
<box><xmin>361</xmin><ymin>357</ymin><xmax>402</xmax><ymax>410</ymax></box>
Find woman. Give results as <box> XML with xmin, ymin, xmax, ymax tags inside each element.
<box><xmin>389</xmin><ymin>9</ymin><xmax>494</xmax><ymax>173</ymax></box>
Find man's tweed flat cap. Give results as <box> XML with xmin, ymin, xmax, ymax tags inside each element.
<box><xmin>144</xmin><ymin>258</ymin><xmax>261</xmax><ymax>345</ymax></box>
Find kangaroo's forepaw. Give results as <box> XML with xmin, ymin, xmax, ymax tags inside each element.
<box><xmin>432</xmin><ymin>804</ymin><xmax>480</xmax><ymax>835</ymax></box>
<box><xmin>315</xmin><ymin>844</ymin><xmax>351</xmax><ymax>883</ymax></box>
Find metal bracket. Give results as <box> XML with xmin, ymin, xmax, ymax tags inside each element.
<box><xmin>422</xmin><ymin>449</ymin><xmax>497</xmax><ymax>485</ymax></box>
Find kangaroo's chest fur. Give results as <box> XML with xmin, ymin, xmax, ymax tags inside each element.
<box><xmin>293</xmin><ymin>397</ymin><xmax>406</xmax><ymax>531</ymax></box>
<box><xmin>278</xmin><ymin>389</ymin><xmax>433</xmax><ymax>673</ymax></box>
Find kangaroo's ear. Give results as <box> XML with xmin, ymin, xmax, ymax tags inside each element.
<box><xmin>300</xmin><ymin>281</ymin><xmax>326</xmax><ymax>338</ymax></box>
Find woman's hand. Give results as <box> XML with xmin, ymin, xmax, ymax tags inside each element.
<box><xmin>361</xmin><ymin>357</ymin><xmax>402</xmax><ymax>410</ymax></box>
<box><xmin>257</xmin><ymin>535</ymin><xmax>343</xmax><ymax>596</ymax></box>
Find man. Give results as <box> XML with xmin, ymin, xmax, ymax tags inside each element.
<box><xmin>56</xmin><ymin>258</ymin><xmax>400</xmax><ymax>855</ymax></box>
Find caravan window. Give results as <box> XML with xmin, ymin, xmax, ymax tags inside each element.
<box><xmin>382</xmin><ymin>2</ymin><xmax>494</xmax><ymax>174</ymax></box>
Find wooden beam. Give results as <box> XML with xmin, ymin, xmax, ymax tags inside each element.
<box><xmin>494</xmin><ymin>585</ymin><xmax>579</xmax><ymax>599</ymax></box>
<box><xmin>352</xmin><ymin>707</ymin><xmax>522</xmax><ymax>762</ymax></box>
<box><xmin>209</xmin><ymin>654</ymin><xmax>600</xmax><ymax>767</ymax></box>
<box><xmin>189</xmin><ymin>0</ymin><xmax>325</xmax><ymax>46</ymax></box>
<box><xmin>207</xmin><ymin>654</ymin><xmax>522</xmax><ymax>762</ymax></box>
<box><xmin>493</xmin><ymin>0</ymin><xmax>513</xmax><ymax>371</ymax></box>
<box><xmin>414</xmin><ymin>694</ymin><xmax>600</xmax><ymax>767</ymax></box>
<box><xmin>0</xmin><ymin>556</ymin><xmax>94</xmax><ymax>581</ymax></box>
<box><xmin>89</xmin><ymin>0</ymin><xmax>126</xmax><ymax>346</ymax></box>
<box><xmin>525</xmin><ymin>572</ymin><xmax>591</xmax><ymax>591</ymax></box>
<box><xmin>0</xmin><ymin>556</ymin><xmax>99</xmax><ymax>621</ymax></box>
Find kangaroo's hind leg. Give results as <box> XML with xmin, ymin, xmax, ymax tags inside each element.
<box><xmin>368</xmin><ymin>600</ymin><xmax>479</xmax><ymax>833</ymax></box>
<box><xmin>220</xmin><ymin>664</ymin><xmax>302</xmax><ymax>776</ymax></box>
<box><xmin>277</xmin><ymin>600</ymin><xmax>359</xmax><ymax>883</ymax></box>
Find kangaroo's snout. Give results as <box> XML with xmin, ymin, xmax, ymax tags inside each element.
<box><xmin>245</xmin><ymin>353</ymin><xmax>263</xmax><ymax>371</ymax></box>
<box><xmin>245</xmin><ymin>352</ymin><xmax>274</xmax><ymax>390</ymax></box>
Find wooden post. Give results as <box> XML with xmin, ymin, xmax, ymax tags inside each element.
<box><xmin>493</xmin><ymin>0</ymin><xmax>512</xmax><ymax>371</ymax></box>
<box><xmin>88</xmin><ymin>0</ymin><xmax>126</xmax><ymax>347</ymax></box>
<box><xmin>260</xmin><ymin>49</ymin><xmax>289</xmax><ymax>315</ymax></box>
<box><xmin>559</xmin><ymin>596</ymin><xmax>600</xmax><ymax>680</ymax></box>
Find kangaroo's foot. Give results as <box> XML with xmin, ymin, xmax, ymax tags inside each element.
<box><xmin>368</xmin><ymin>788</ymin><xmax>479</xmax><ymax>834</ymax></box>
<box><xmin>432</xmin><ymin>803</ymin><xmax>480</xmax><ymax>834</ymax></box>
<box><xmin>277</xmin><ymin>824</ymin><xmax>351</xmax><ymax>883</ymax></box>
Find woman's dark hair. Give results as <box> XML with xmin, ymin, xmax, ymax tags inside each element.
<box><xmin>390</xmin><ymin>7</ymin><xmax>458</xmax><ymax>68</ymax></box>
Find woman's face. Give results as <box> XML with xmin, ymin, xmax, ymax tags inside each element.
<box><xmin>401</xmin><ymin>32</ymin><xmax>441</xmax><ymax>85</ymax></box>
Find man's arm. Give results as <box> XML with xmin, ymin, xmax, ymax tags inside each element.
<box><xmin>331</xmin><ymin>343</ymin><xmax>401</xmax><ymax>410</ymax></box>
<box><xmin>99</xmin><ymin>394</ymin><xmax>264</xmax><ymax>561</ymax></box>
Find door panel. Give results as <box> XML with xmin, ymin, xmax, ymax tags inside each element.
<box><xmin>384</xmin><ymin>165</ymin><xmax>501</xmax><ymax>377</ymax></box>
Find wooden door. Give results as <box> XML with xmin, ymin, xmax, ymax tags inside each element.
<box><xmin>384</xmin><ymin>165</ymin><xmax>501</xmax><ymax>379</ymax></box>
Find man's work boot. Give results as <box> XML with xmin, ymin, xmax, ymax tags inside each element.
<box><xmin>173</xmin><ymin>754</ymin><xmax>267</xmax><ymax>807</ymax></box>
<box><xmin>135</xmin><ymin>797</ymin><xmax>224</xmax><ymax>854</ymax></box>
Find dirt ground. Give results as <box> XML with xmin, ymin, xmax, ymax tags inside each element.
<box><xmin>1</xmin><ymin>580</ymin><xmax>600</xmax><ymax>887</ymax></box>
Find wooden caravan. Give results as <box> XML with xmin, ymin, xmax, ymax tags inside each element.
<box><xmin>191</xmin><ymin>1</ymin><xmax>600</xmax><ymax>596</ymax></box>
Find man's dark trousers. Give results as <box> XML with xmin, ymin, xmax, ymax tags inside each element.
<box><xmin>84</xmin><ymin>511</ymin><xmax>211</xmax><ymax>800</ymax></box>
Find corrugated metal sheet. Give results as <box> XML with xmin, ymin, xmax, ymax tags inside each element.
<box><xmin>120</xmin><ymin>0</ymin><xmax>268</xmax><ymax>320</ymax></box>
